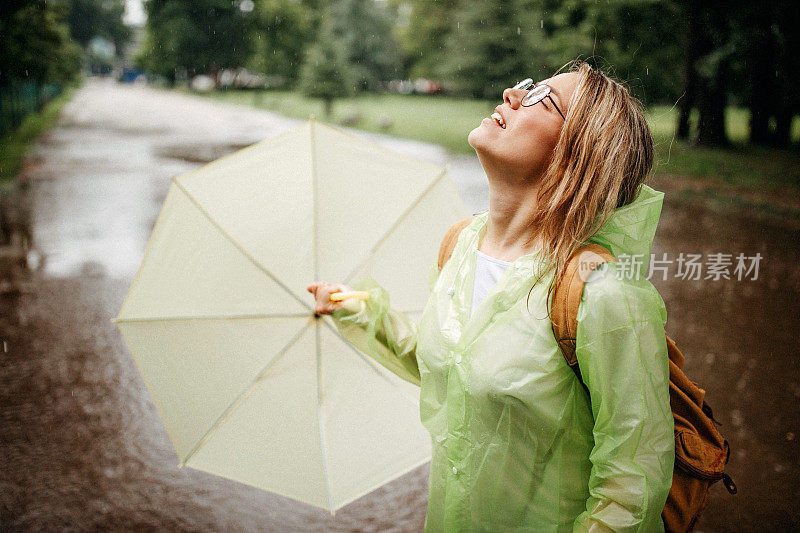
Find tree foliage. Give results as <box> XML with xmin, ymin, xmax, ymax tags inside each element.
<box><xmin>438</xmin><ymin>0</ymin><xmax>548</xmax><ymax>99</ymax></box>
<box><xmin>132</xmin><ymin>0</ymin><xmax>797</xmax><ymax>147</ymax></box>
<box><xmin>326</xmin><ymin>0</ymin><xmax>403</xmax><ymax>91</ymax></box>
<box><xmin>66</xmin><ymin>0</ymin><xmax>132</xmax><ymax>54</ymax></box>
<box><xmin>0</xmin><ymin>0</ymin><xmax>81</xmax><ymax>88</ymax></box>
<box><xmin>136</xmin><ymin>0</ymin><xmax>251</xmax><ymax>83</ymax></box>
<box><xmin>390</xmin><ymin>0</ymin><xmax>460</xmax><ymax>80</ymax></box>
<box><xmin>246</xmin><ymin>0</ymin><xmax>313</xmax><ymax>83</ymax></box>
<box><xmin>297</xmin><ymin>13</ymin><xmax>354</xmax><ymax>117</ymax></box>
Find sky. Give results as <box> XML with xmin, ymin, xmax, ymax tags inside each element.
<box><xmin>123</xmin><ymin>0</ymin><xmax>146</xmax><ymax>27</ymax></box>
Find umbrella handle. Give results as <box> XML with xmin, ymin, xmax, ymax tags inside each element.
<box><xmin>329</xmin><ymin>290</ymin><xmax>370</xmax><ymax>302</ymax></box>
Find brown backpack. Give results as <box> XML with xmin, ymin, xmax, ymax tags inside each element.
<box><xmin>437</xmin><ymin>217</ymin><xmax>737</xmax><ymax>533</ymax></box>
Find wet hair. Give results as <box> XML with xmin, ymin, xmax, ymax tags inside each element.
<box><xmin>524</xmin><ymin>58</ymin><xmax>655</xmax><ymax>316</ymax></box>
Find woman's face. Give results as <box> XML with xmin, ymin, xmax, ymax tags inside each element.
<box><xmin>468</xmin><ymin>72</ymin><xmax>579</xmax><ymax>181</ymax></box>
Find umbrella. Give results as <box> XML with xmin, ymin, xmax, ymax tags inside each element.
<box><xmin>111</xmin><ymin>117</ymin><xmax>469</xmax><ymax>514</ymax></box>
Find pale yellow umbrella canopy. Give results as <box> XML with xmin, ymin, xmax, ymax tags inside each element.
<box><xmin>111</xmin><ymin>117</ymin><xmax>469</xmax><ymax>514</ymax></box>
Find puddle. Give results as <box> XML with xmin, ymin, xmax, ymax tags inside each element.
<box><xmin>154</xmin><ymin>142</ymin><xmax>255</xmax><ymax>164</ymax></box>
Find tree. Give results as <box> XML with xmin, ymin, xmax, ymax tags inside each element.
<box><xmin>327</xmin><ymin>0</ymin><xmax>402</xmax><ymax>92</ymax></box>
<box><xmin>297</xmin><ymin>14</ymin><xmax>354</xmax><ymax>118</ymax></box>
<box><xmin>676</xmin><ymin>0</ymin><xmax>700</xmax><ymax>140</ymax></box>
<box><xmin>736</xmin><ymin>1</ymin><xmax>799</xmax><ymax>147</ymax></box>
<box><xmin>136</xmin><ymin>0</ymin><xmax>251</xmax><ymax>84</ymax></box>
<box><xmin>771</xmin><ymin>2</ymin><xmax>800</xmax><ymax>147</ymax></box>
<box><xmin>673</xmin><ymin>0</ymin><xmax>799</xmax><ymax>148</ymax></box>
<box><xmin>532</xmin><ymin>0</ymin><xmax>685</xmax><ymax>107</ymax></box>
<box><xmin>393</xmin><ymin>0</ymin><xmax>461</xmax><ymax>80</ymax></box>
<box><xmin>0</xmin><ymin>0</ymin><xmax>81</xmax><ymax>89</ymax></box>
<box><xmin>246</xmin><ymin>0</ymin><xmax>313</xmax><ymax>84</ymax></box>
<box><xmin>0</xmin><ymin>0</ymin><xmax>80</xmax><ymax>136</ymax></box>
<box><xmin>66</xmin><ymin>0</ymin><xmax>132</xmax><ymax>56</ymax></box>
<box><xmin>440</xmin><ymin>0</ymin><xmax>543</xmax><ymax>99</ymax></box>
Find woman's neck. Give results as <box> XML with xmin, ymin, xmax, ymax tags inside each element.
<box><xmin>479</xmin><ymin>178</ymin><xmax>544</xmax><ymax>263</ymax></box>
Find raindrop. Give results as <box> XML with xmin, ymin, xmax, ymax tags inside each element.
<box><xmin>517</xmin><ymin>27</ymin><xmax>521</xmax><ymax>35</ymax></box>
<box><xmin>646</xmin><ymin>66</ymin><xmax>649</xmax><ymax>75</ymax></box>
<box><xmin>540</xmin><ymin>20</ymin><xmax>543</xmax><ymax>28</ymax></box>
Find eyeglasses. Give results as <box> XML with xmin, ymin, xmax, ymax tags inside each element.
<box><xmin>513</xmin><ymin>78</ymin><xmax>566</xmax><ymax>121</ymax></box>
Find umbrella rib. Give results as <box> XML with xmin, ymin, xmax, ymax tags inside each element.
<box><xmin>171</xmin><ymin>178</ymin><xmax>313</xmax><ymax>314</ymax></box>
<box><xmin>111</xmin><ymin>312</ymin><xmax>309</xmax><ymax>323</ymax></box>
<box><xmin>310</xmin><ymin>117</ymin><xmax>320</xmax><ymax>282</ymax></box>
<box><xmin>309</xmin><ymin>120</ymin><xmax>336</xmax><ymax>512</ymax></box>
<box><xmin>342</xmin><ymin>166</ymin><xmax>449</xmax><ymax>286</ymax></box>
<box><xmin>315</xmin><ymin>319</ymin><xmax>336</xmax><ymax>514</ymax></box>
<box><xmin>320</xmin><ymin>319</ymin><xmax>421</xmax><ymax>407</ymax></box>
<box><xmin>179</xmin><ymin>318</ymin><xmax>313</xmax><ymax>467</ymax></box>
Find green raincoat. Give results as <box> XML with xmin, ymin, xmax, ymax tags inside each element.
<box><xmin>331</xmin><ymin>184</ymin><xmax>674</xmax><ymax>532</ymax></box>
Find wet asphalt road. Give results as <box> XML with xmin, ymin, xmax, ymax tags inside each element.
<box><xmin>1</xmin><ymin>77</ymin><xmax>798</xmax><ymax>532</ymax></box>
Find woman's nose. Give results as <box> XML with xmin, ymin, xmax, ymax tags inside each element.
<box><xmin>503</xmin><ymin>88</ymin><xmax>526</xmax><ymax>109</ymax></box>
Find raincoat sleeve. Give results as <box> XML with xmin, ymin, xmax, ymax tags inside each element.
<box><xmin>329</xmin><ymin>266</ymin><xmax>432</xmax><ymax>388</ymax></box>
<box><xmin>572</xmin><ymin>262</ymin><xmax>674</xmax><ymax>533</ymax></box>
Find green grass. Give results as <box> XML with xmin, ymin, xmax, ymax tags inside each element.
<box><xmin>0</xmin><ymin>79</ymin><xmax>81</xmax><ymax>191</ymax></box>
<box><xmin>195</xmin><ymin>88</ymin><xmax>800</xmax><ymax>194</ymax></box>
<box><xmin>201</xmin><ymin>88</ymin><xmax>495</xmax><ymax>155</ymax></box>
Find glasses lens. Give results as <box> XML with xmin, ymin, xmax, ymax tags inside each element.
<box><xmin>521</xmin><ymin>84</ymin><xmax>549</xmax><ymax>106</ymax></box>
<box><xmin>513</xmin><ymin>78</ymin><xmax>534</xmax><ymax>90</ymax></box>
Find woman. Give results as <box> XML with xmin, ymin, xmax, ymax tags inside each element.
<box><xmin>307</xmin><ymin>59</ymin><xmax>674</xmax><ymax>532</ymax></box>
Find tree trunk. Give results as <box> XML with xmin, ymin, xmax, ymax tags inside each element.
<box><xmin>773</xmin><ymin>100</ymin><xmax>794</xmax><ymax>148</ymax></box>
<box><xmin>747</xmin><ymin>5</ymin><xmax>776</xmax><ymax>146</ymax></box>
<box><xmin>677</xmin><ymin>1</ymin><xmax>700</xmax><ymax>140</ymax></box>
<box><xmin>695</xmin><ymin>61</ymin><xmax>730</xmax><ymax>147</ymax></box>
<box><xmin>771</xmin><ymin>2</ymin><xmax>799</xmax><ymax>148</ymax></box>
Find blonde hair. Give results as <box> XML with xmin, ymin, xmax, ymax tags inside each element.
<box><xmin>524</xmin><ymin>58</ymin><xmax>655</xmax><ymax>316</ymax></box>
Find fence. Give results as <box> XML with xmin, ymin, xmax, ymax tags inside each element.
<box><xmin>0</xmin><ymin>82</ymin><xmax>63</xmax><ymax>138</ymax></box>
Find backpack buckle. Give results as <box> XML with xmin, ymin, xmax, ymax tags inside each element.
<box><xmin>722</xmin><ymin>473</ymin><xmax>737</xmax><ymax>495</ymax></box>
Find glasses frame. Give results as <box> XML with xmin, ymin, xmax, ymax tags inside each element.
<box><xmin>513</xmin><ymin>78</ymin><xmax>566</xmax><ymax>121</ymax></box>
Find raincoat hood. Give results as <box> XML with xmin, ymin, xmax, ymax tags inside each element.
<box><xmin>458</xmin><ymin>182</ymin><xmax>664</xmax><ymax>283</ymax></box>
<box><xmin>583</xmin><ymin>183</ymin><xmax>664</xmax><ymax>273</ymax></box>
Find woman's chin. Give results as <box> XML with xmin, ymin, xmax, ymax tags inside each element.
<box><xmin>468</xmin><ymin>120</ymin><xmax>496</xmax><ymax>150</ymax></box>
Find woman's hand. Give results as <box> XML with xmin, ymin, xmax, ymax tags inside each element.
<box><xmin>306</xmin><ymin>281</ymin><xmax>355</xmax><ymax>315</ymax></box>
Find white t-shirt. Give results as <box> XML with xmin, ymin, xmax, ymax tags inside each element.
<box><xmin>471</xmin><ymin>249</ymin><xmax>512</xmax><ymax>317</ymax></box>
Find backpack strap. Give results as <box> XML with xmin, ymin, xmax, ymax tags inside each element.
<box><xmin>551</xmin><ymin>243</ymin><xmax>618</xmax><ymax>395</ymax></box>
<box><xmin>437</xmin><ymin>216</ymin><xmax>476</xmax><ymax>271</ymax></box>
